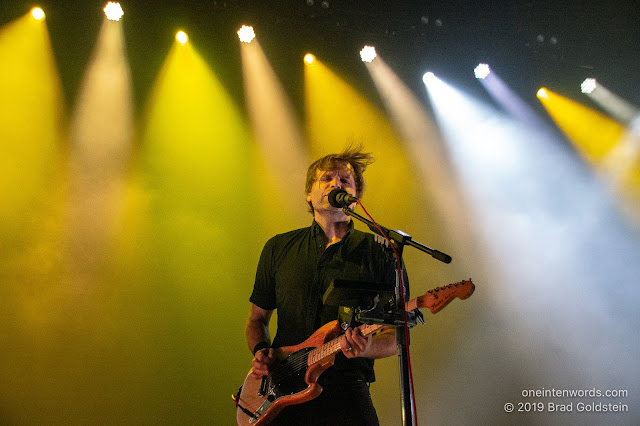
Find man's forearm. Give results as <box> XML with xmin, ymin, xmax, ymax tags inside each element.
<box><xmin>246</xmin><ymin>319</ymin><xmax>271</xmax><ymax>354</ymax></box>
<box><xmin>364</xmin><ymin>329</ymin><xmax>398</xmax><ymax>359</ymax></box>
<box><xmin>246</xmin><ymin>304</ymin><xmax>274</xmax><ymax>354</ymax></box>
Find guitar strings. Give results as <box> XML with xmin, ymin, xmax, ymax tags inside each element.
<box><xmin>268</xmin><ymin>350</ymin><xmax>309</xmax><ymax>384</ymax></box>
<box><xmin>270</xmin><ymin>323</ymin><xmax>381</xmax><ymax>384</ymax></box>
<box><xmin>267</xmin><ymin>336</ymin><xmax>349</xmax><ymax>386</ymax></box>
<box><xmin>268</xmin><ymin>340</ymin><xmax>336</xmax><ymax>385</ymax></box>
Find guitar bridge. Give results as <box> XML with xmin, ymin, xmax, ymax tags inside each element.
<box><xmin>249</xmin><ymin>388</ymin><xmax>276</xmax><ymax>423</ymax></box>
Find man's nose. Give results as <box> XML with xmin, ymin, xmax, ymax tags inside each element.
<box><xmin>329</xmin><ymin>177</ymin><xmax>341</xmax><ymax>188</ymax></box>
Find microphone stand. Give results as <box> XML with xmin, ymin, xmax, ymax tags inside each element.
<box><xmin>343</xmin><ymin>207</ymin><xmax>451</xmax><ymax>426</ymax></box>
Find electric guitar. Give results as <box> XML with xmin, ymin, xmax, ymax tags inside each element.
<box><xmin>234</xmin><ymin>279</ymin><xmax>474</xmax><ymax>425</ymax></box>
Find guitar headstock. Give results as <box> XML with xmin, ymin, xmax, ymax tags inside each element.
<box><xmin>414</xmin><ymin>279</ymin><xmax>475</xmax><ymax>314</ymax></box>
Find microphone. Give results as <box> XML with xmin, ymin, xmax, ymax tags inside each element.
<box><xmin>328</xmin><ymin>188</ymin><xmax>358</xmax><ymax>208</ymax></box>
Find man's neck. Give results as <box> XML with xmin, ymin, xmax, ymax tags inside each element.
<box><xmin>314</xmin><ymin>213</ymin><xmax>351</xmax><ymax>247</ymax></box>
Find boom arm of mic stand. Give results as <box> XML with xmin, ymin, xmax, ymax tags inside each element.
<box><xmin>343</xmin><ymin>208</ymin><xmax>452</xmax><ymax>264</ymax></box>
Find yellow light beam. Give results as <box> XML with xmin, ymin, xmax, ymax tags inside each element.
<box><xmin>240</xmin><ymin>38</ymin><xmax>308</xmax><ymax>222</ymax></box>
<box><xmin>538</xmin><ymin>88</ymin><xmax>625</xmax><ymax>164</ymax></box>
<box><xmin>0</xmin><ymin>13</ymin><xmax>66</xmax><ymax>232</ymax></box>
<box><xmin>0</xmin><ymin>11</ymin><xmax>68</xmax><ymax>421</ymax></box>
<box><xmin>66</xmin><ymin>16</ymin><xmax>134</xmax><ymax>278</ymax></box>
<box><xmin>304</xmin><ymin>58</ymin><xmax>400</xmax><ymax>157</ymax></box>
<box><xmin>539</xmin><ymin>88</ymin><xmax>640</xmax><ymax>227</ymax></box>
<box><xmin>137</xmin><ymin>38</ymin><xmax>258</xmax><ymax>285</ymax></box>
<box><xmin>0</xmin><ymin>9</ymin><xmax>67</xmax><ymax>253</ymax></box>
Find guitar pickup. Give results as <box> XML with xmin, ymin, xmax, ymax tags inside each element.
<box><xmin>259</xmin><ymin>376</ymin><xmax>268</xmax><ymax>396</ymax></box>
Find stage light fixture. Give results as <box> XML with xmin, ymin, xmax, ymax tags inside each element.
<box><xmin>474</xmin><ymin>63</ymin><xmax>490</xmax><ymax>79</ymax></box>
<box><xmin>304</xmin><ymin>54</ymin><xmax>315</xmax><ymax>65</ymax></box>
<box><xmin>359</xmin><ymin>46</ymin><xmax>377</xmax><ymax>63</ymax></box>
<box><xmin>581</xmin><ymin>78</ymin><xmax>597</xmax><ymax>94</ymax></box>
<box><xmin>176</xmin><ymin>31</ymin><xmax>188</xmax><ymax>45</ymax></box>
<box><xmin>537</xmin><ymin>88</ymin><xmax>548</xmax><ymax>99</ymax></box>
<box><xmin>422</xmin><ymin>72</ymin><xmax>435</xmax><ymax>84</ymax></box>
<box><xmin>103</xmin><ymin>2</ymin><xmax>124</xmax><ymax>21</ymax></box>
<box><xmin>31</xmin><ymin>7</ymin><xmax>45</xmax><ymax>21</ymax></box>
<box><xmin>237</xmin><ymin>25</ymin><xmax>255</xmax><ymax>43</ymax></box>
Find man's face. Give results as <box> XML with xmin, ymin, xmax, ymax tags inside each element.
<box><xmin>306</xmin><ymin>165</ymin><xmax>357</xmax><ymax>214</ymax></box>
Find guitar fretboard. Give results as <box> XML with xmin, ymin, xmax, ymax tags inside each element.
<box><xmin>305</xmin><ymin>280</ymin><xmax>473</xmax><ymax>366</ymax></box>
<box><xmin>306</xmin><ymin>322</ymin><xmax>382</xmax><ymax>366</ymax></box>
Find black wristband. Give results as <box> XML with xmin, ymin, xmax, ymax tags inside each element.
<box><xmin>253</xmin><ymin>341</ymin><xmax>270</xmax><ymax>355</ymax></box>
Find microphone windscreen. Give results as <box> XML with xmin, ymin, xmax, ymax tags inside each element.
<box><xmin>328</xmin><ymin>188</ymin><xmax>347</xmax><ymax>208</ymax></box>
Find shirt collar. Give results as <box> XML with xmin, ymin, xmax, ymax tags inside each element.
<box><xmin>311</xmin><ymin>219</ymin><xmax>354</xmax><ymax>239</ymax></box>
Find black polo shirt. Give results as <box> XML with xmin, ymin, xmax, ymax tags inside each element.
<box><xmin>250</xmin><ymin>220</ymin><xmax>402</xmax><ymax>382</ymax></box>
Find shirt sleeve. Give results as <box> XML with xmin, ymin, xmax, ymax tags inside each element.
<box><xmin>249</xmin><ymin>237</ymin><xmax>278</xmax><ymax>310</ymax></box>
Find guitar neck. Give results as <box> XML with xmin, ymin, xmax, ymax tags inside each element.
<box><xmin>305</xmin><ymin>279</ymin><xmax>474</xmax><ymax>366</ymax></box>
<box><xmin>306</xmin><ymin>322</ymin><xmax>384</xmax><ymax>366</ymax></box>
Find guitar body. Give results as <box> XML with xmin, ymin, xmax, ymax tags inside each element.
<box><xmin>236</xmin><ymin>321</ymin><xmax>341</xmax><ymax>425</ymax></box>
<box><xmin>234</xmin><ymin>279</ymin><xmax>475</xmax><ymax>425</ymax></box>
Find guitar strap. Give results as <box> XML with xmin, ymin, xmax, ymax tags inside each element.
<box><xmin>337</xmin><ymin>230</ymin><xmax>371</xmax><ymax>331</ymax></box>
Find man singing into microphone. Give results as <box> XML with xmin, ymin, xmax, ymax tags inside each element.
<box><xmin>245</xmin><ymin>145</ymin><xmax>405</xmax><ymax>425</ymax></box>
